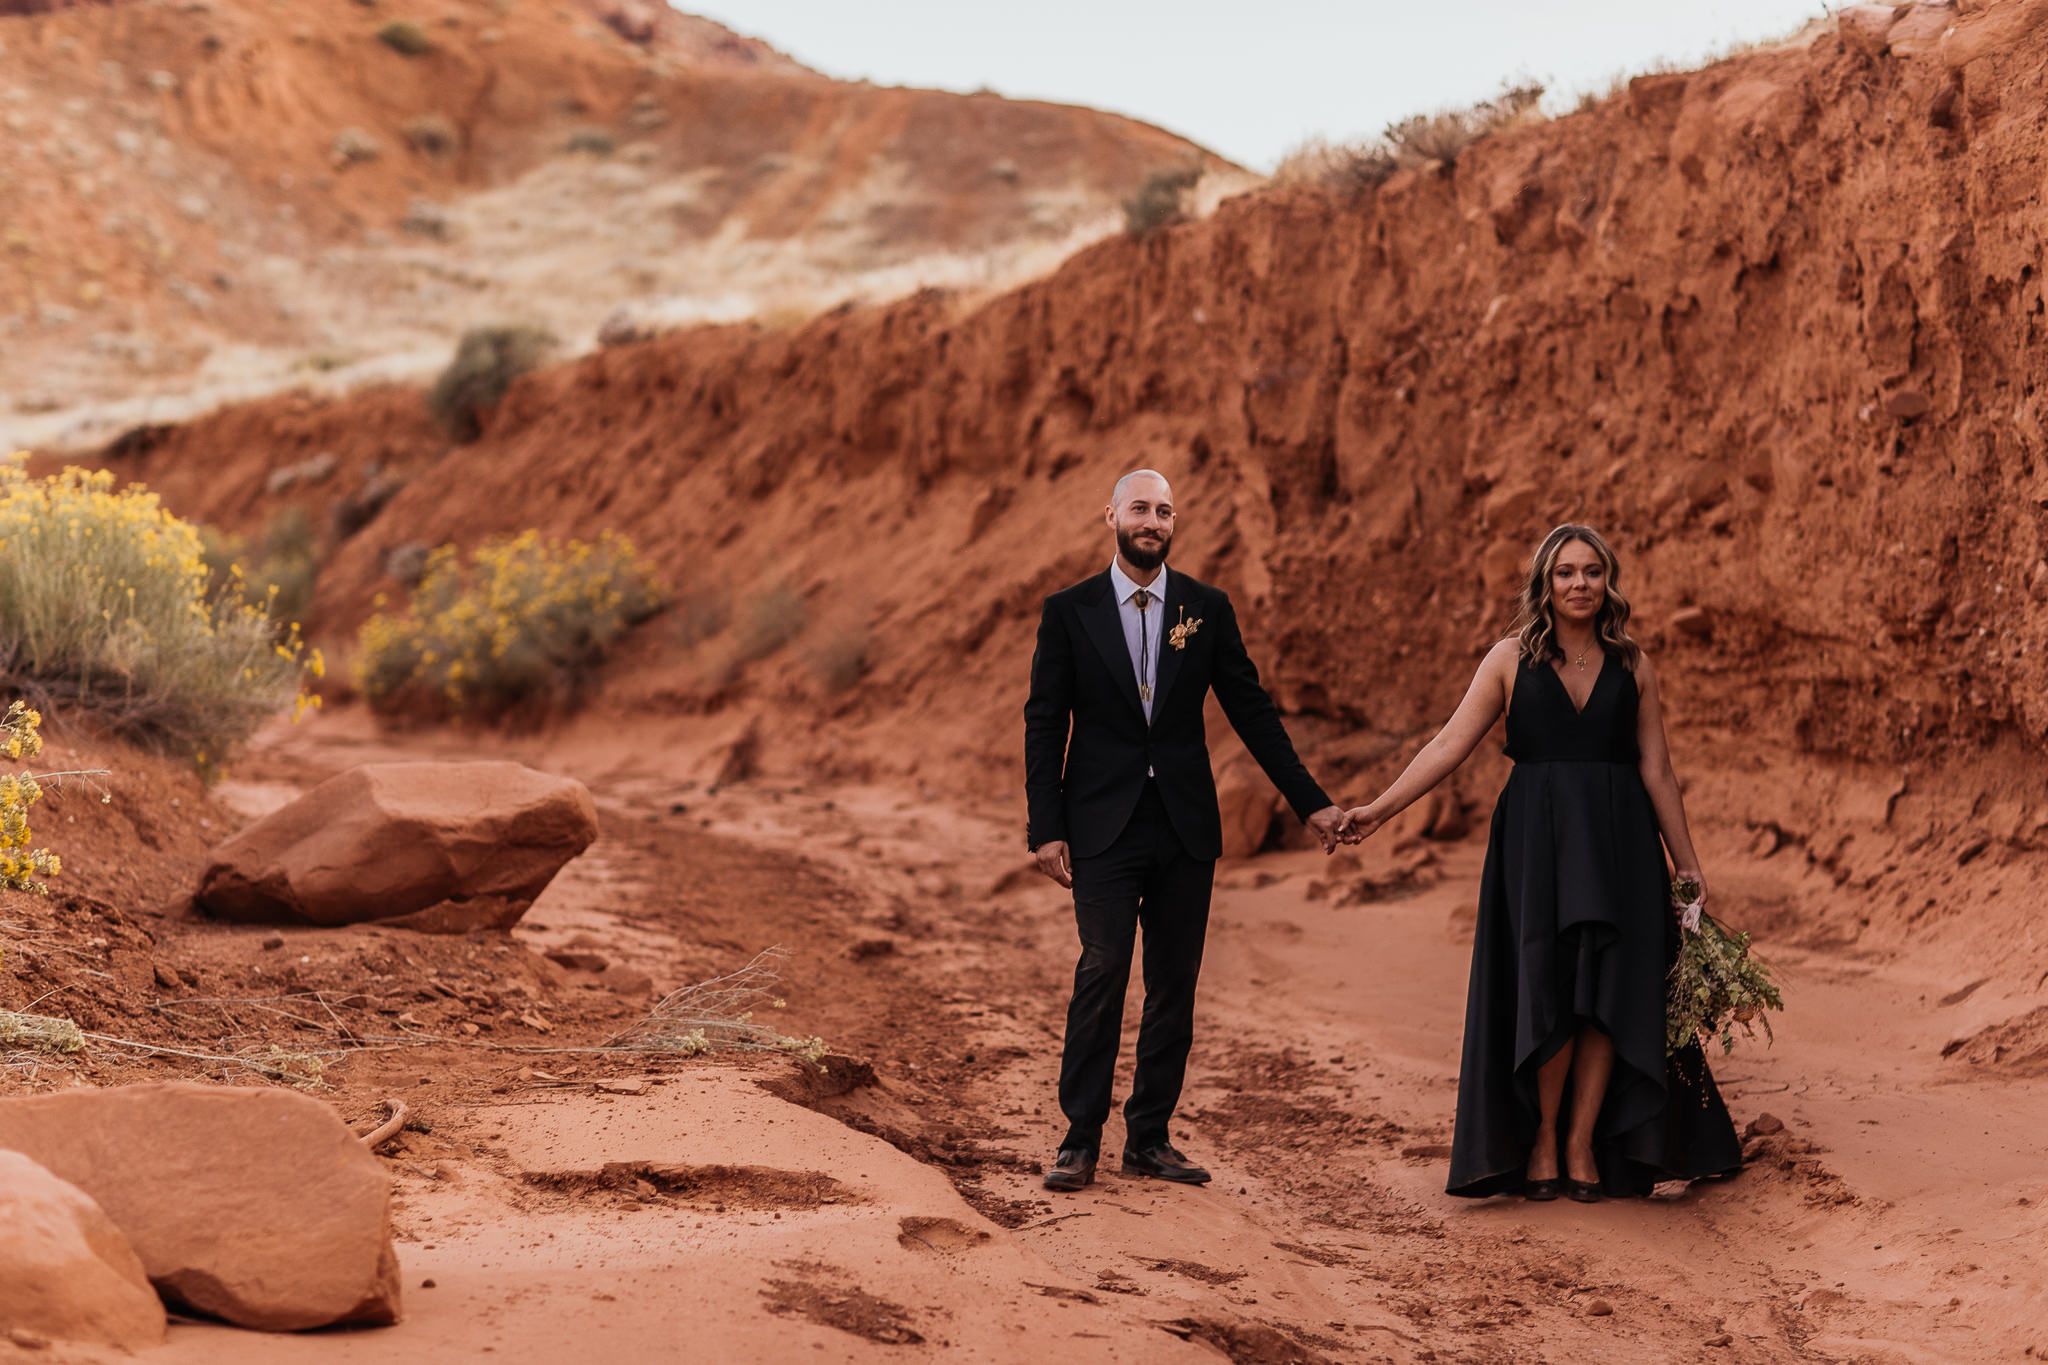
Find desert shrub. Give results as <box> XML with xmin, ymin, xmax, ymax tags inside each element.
<box><xmin>1271</xmin><ymin>136</ymin><xmax>1397</xmax><ymax>195</ymax></box>
<box><xmin>806</xmin><ymin>622</ymin><xmax>868</xmax><ymax>694</ymax></box>
<box><xmin>564</xmin><ymin>128</ymin><xmax>615</xmax><ymax>156</ymax></box>
<box><xmin>733</xmin><ymin>583</ymin><xmax>805</xmax><ymax>664</ymax></box>
<box><xmin>670</xmin><ymin>584</ymin><xmax>731</xmax><ymax>649</ymax></box>
<box><xmin>376</xmin><ymin>20</ymin><xmax>433</xmax><ymax>55</ymax></box>
<box><xmin>1123</xmin><ymin>163</ymin><xmax>1203</xmax><ymax>239</ymax></box>
<box><xmin>0</xmin><ymin>457</ymin><xmax>319</xmax><ymax>766</ymax></box>
<box><xmin>401</xmin><ymin>113</ymin><xmax>459</xmax><ymax>156</ymax></box>
<box><xmin>330</xmin><ymin>126</ymin><xmax>381</xmax><ymax>166</ymax></box>
<box><xmin>354</xmin><ymin>529</ymin><xmax>665</xmax><ymax>718</ymax></box>
<box><xmin>1384</xmin><ymin>81</ymin><xmax>1545</xmax><ymax>170</ymax></box>
<box><xmin>426</xmin><ymin>325</ymin><xmax>555</xmax><ymax>442</ymax></box>
<box><xmin>1</xmin><ymin>701</ymin><xmax>62</xmax><ymax>894</ymax></box>
<box><xmin>201</xmin><ymin>505</ymin><xmax>318</xmax><ymax>632</ymax></box>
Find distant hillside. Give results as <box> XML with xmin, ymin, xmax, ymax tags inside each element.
<box><xmin>0</xmin><ymin>0</ymin><xmax>1243</xmax><ymax>449</ymax></box>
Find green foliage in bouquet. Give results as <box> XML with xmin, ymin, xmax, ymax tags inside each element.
<box><xmin>1667</xmin><ymin>906</ymin><xmax>1784</xmax><ymax>1056</ymax></box>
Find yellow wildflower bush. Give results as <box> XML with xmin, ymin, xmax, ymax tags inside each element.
<box><xmin>355</xmin><ymin>529</ymin><xmax>664</xmax><ymax>718</ymax></box>
<box><xmin>1</xmin><ymin>701</ymin><xmax>61</xmax><ymax>894</ymax></box>
<box><xmin>0</xmin><ymin>454</ymin><xmax>319</xmax><ymax>765</ymax></box>
<box><xmin>201</xmin><ymin>505</ymin><xmax>320</xmax><ymax>632</ymax></box>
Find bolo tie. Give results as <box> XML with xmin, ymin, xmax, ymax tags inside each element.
<box><xmin>1133</xmin><ymin>587</ymin><xmax>1153</xmax><ymax>706</ymax></box>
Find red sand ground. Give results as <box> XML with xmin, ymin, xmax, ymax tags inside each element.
<box><xmin>5</xmin><ymin>703</ymin><xmax>2045</xmax><ymax>1362</ymax></box>
<box><xmin>8</xmin><ymin>0</ymin><xmax>2048</xmax><ymax>1360</ymax></box>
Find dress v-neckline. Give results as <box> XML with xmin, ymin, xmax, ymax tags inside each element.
<box><xmin>1547</xmin><ymin>652</ymin><xmax>1606</xmax><ymax>717</ymax></box>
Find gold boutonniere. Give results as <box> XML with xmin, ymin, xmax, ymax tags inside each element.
<box><xmin>1168</xmin><ymin>605</ymin><xmax>1202</xmax><ymax>651</ymax></box>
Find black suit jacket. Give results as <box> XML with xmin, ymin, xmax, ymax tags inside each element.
<box><xmin>1023</xmin><ymin>569</ymin><xmax>1331</xmax><ymax>860</ymax></box>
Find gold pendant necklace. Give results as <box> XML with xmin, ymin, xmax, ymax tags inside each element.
<box><xmin>1574</xmin><ymin>649</ymin><xmax>1588</xmax><ymax>670</ymax></box>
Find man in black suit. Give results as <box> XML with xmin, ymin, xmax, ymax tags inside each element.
<box><xmin>1024</xmin><ymin>469</ymin><xmax>1349</xmax><ymax>1192</ymax></box>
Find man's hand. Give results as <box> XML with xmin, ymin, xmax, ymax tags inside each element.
<box><xmin>1305</xmin><ymin>805</ymin><xmax>1349</xmax><ymax>855</ymax></box>
<box><xmin>1034</xmin><ymin>840</ymin><xmax>1073</xmax><ymax>889</ymax></box>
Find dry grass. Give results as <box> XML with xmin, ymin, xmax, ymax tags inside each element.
<box><xmin>0</xmin><ymin>1009</ymin><xmax>84</xmax><ymax>1055</ymax></box>
<box><xmin>1275</xmin><ymin>81</ymin><xmax>1548</xmax><ymax>193</ymax></box>
<box><xmin>1271</xmin><ymin>137</ymin><xmax>1397</xmax><ymax>195</ymax></box>
<box><xmin>604</xmin><ymin>947</ymin><xmax>827</xmax><ymax>1062</ymax></box>
<box><xmin>1123</xmin><ymin>163</ymin><xmax>1204</xmax><ymax>239</ymax></box>
<box><xmin>1385</xmin><ymin>81</ymin><xmax>1544</xmax><ymax>169</ymax></box>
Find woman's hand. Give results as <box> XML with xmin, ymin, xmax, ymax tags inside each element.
<box><xmin>1340</xmin><ymin>805</ymin><xmax>1385</xmax><ymax>843</ymax></box>
<box><xmin>1671</xmin><ymin>868</ymin><xmax>1708</xmax><ymax>931</ymax></box>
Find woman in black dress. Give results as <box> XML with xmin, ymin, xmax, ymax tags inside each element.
<box><xmin>1343</xmin><ymin>525</ymin><xmax>1741</xmax><ymax>1201</ymax></box>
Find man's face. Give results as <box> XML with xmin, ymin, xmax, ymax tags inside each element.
<box><xmin>1107</xmin><ymin>475</ymin><xmax>1174</xmax><ymax>572</ymax></box>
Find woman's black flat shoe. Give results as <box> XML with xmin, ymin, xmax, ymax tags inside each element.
<box><xmin>1566</xmin><ymin>1179</ymin><xmax>1601</xmax><ymax>1203</ymax></box>
<box><xmin>1524</xmin><ymin>1177</ymin><xmax>1563</xmax><ymax>1202</ymax></box>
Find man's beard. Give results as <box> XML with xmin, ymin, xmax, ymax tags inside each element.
<box><xmin>1118</xmin><ymin>526</ymin><xmax>1172</xmax><ymax>572</ymax></box>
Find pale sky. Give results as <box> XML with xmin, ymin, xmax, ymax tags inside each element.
<box><xmin>683</xmin><ymin>1</ymin><xmax>1833</xmax><ymax>171</ymax></box>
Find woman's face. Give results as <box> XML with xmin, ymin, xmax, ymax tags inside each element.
<box><xmin>1549</xmin><ymin>539</ymin><xmax>1607</xmax><ymax>624</ymax></box>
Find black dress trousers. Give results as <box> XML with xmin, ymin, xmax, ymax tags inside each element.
<box><xmin>1057</xmin><ymin>779</ymin><xmax>1216</xmax><ymax>1153</ymax></box>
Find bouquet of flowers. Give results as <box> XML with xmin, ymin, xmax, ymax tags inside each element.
<box><xmin>1665</xmin><ymin>876</ymin><xmax>1784</xmax><ymax>1056</ymax></box>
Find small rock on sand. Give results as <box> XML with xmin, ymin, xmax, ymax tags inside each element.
<box><xmin>604</xmin><ymin>966</ymin><xmax>655</xmax><ymax>996</ymax></box>
<box><xmin>1745</xmin><ymin>1113</ymin><xmax>1786</xmax><ymax>1138</ymax></box>
<box><xmin>1586</xmin><ymin>1298</ymin><xmax>1615</xmax><ymax>1316</ymax></box>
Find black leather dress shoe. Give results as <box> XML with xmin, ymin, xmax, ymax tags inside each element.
<box><xmin>1121</xmin><ymin>1143</ymin><xmax>1212</xmax><ymax>1184</ymax></box>
<box><xmin>1523</xmin><ymin>1177</ymin><xmax>1563</xmax><ymax>1202</ymax></box>
<box><xmin>1043</xmin><ymin>1147</ymin><xmax>1098</xmax><ymax>1192</ymax></box>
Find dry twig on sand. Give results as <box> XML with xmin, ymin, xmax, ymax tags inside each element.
<box><xmin>603</xmin><ymin>946</ymin><xmax>829</xmax><ymax>1062</ymax></box>
<box><xmin>357</xmin><ymin>1099</ymin><xmax>409</xmax><ymax>1149</ymax></box>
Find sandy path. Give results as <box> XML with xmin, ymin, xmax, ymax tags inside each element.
<box><xmin>134</xmin><ymin>710</ymin><xmax>2044</xmax><ymax>1364</ymax></box>
<box><xmin>654</xmin><ymin>770</ymin><xmax>2048</xmax><ymax>1364</ymax></box>
<box><xmin>960</xmin><ymin>843</ymin><xmax>2048</xmax><ymax>1364</ymax></box>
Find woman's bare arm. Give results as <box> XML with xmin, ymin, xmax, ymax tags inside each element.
<box><xmin>1344</xmin><ymin>640</ymin><xmax>1517</xmax><ymax>838</ymax></box>
<box><xmin>1634</xmin><ymin>653</ymin><xmax>1706</xmax><ymax>900</ymax></box>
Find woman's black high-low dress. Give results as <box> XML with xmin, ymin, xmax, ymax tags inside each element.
<box><xmin>1446</xmin><ymin>654</ymin><xmax>1743</xmax><ymax>1198</ymax></box>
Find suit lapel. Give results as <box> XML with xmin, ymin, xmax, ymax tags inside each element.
<box><xmin>1078</xmin><ymin>573</ymin><xmax>1146</xmax><ymax>722</ymax></box>
<box><xmin>1149</xmin><ymin>571</ymin><xmax>1190</xmax><ymax>723</ymax></box>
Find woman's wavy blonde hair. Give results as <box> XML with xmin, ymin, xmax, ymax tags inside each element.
<box><xmin>1512</xmin><ymin>524</ymin><xmax>1641</xmax><ymax>671</ymax></box>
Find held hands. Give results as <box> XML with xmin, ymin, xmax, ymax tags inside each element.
<box><xmin>1034</xmin><ymin>839</ymin><xmax>1073</xmax><ymax>889</ymax></box>
<box><xmin>1305</xmin><ymin>805</ymin><xmax>1350</xmax><ymax>854</ymax></box>
<box><xmin>1339</xmin><ymin>805</ymin><xmax>1384</xmax><ymax>843</ymax></box>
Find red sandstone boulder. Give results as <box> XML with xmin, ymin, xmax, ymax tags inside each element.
<box><xmin>1886</xmin><ymin>0</ymin><xmax>1957</xmax><ymax>54</ymax></box>
<box><xmin>1838</xmin><ymin>4</ymin><xmax>1901</xmax><ymax>56</ymax></box>
<box><xmin>194</xmin><ymin>761</ymin><xmax>599</xmax><ymax>930</ymax></box>
<box><xmin>0</xmin><ymin>1150</ymin><xmax>165</xmax><ymax>1351</ymax></box>
<box><xmin>1214</xmin><ymin>750</ymin><xmax>1281</xmax><ymax>860</ymax></box>
<box><xmin>0</xmin><ymin>1084</ymin><xmax>400</xmax><ymax>1332</ymax></box>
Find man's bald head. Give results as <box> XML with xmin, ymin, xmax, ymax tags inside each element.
<box><xmin>1104</xmin><ymin>469</ymin><xmax>1175</xmax><ymax>575</ymax></box>
<box><xmin>1110</xmin><ymin>469</ymin><xmax>1172</xmax><ymax>511</ymax></box>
